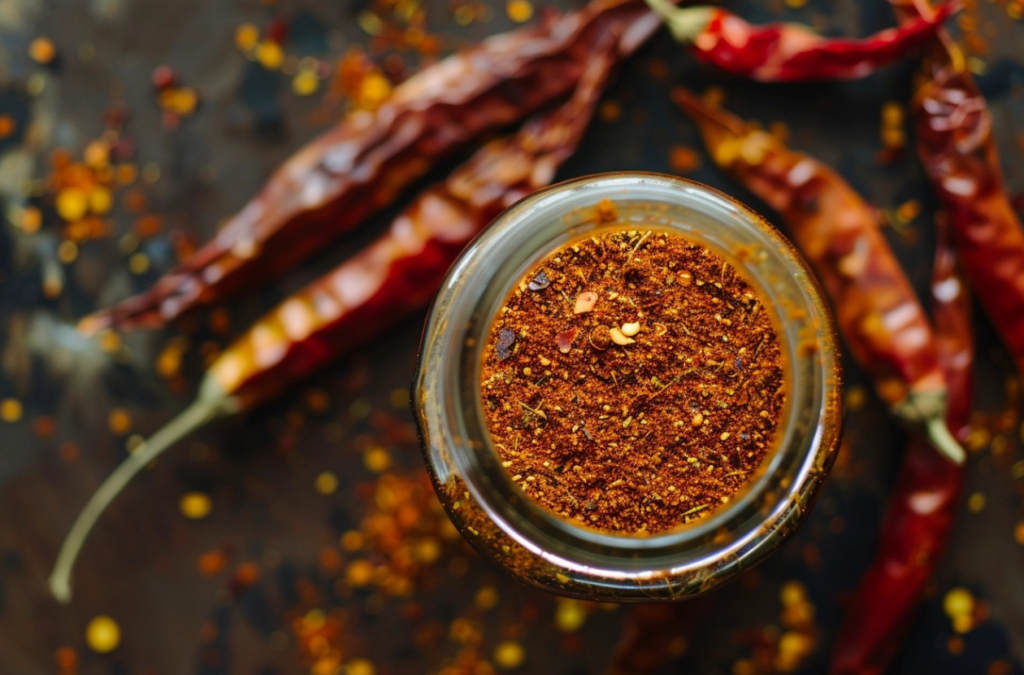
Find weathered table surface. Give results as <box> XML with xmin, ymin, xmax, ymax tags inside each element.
<box><xmin>1</xmin><ymin>0</ymin><xmax>1023</xmax><ymax>673</ymax></box>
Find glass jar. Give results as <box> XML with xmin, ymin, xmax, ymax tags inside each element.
<box><xmin>412</xmin><ymin>172</ymin><xmax>842</xmax><ymax>601</ymax></box>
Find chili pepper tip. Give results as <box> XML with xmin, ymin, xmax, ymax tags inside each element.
<box><xmin>924</xmin><ymin>414</ymin><xmax>966</xmax><ymax>465</ymax></box>
<box><xmin>894</xmin><ymin>390</ymin><xmax>965</xmax><ymax>465</ymax></box>
<box><xmin>49</xmin><ymin>381</ymin><xmax>233</xmax><ymax>604</ymax></box>
<box><xmin>643</xmin><ymin>0</ymin><xmax>713</xmax><ymax>43</ymax></box>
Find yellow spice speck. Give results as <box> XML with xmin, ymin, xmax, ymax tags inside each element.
<box><xmin>235</xmin><ymin>23</ymin><xmax>259</xmax><ymax>53</ymax></box>
<box><xmin>347</xmin><ymin>659</ymin><xmax>376</xmax><ymax>675</ymax></box>
<box><xmin>943</xmin><ymin>587</ymin><xmax>974</xmax><ymax>619</ymax></box>
<box><xmin>0</xmin><ymin>398</ymin><xmax>24</xmax><ymax>422</ymax></box>
<box><xmin>364</xmin><ymin>446</ymin><xmax>391</xmax><ymax>473</ymax></box>
<box><xmin>316</xmin><ymin>471</ymin><xmax>339</xmax><ymax>495</ymax></box>
<box><xmin>85</xmin><ymin>616</ymin><xmax>121</xmax><ymax>653</ymax></box>
<box><xmin>494</xmin><ymin>640</ymin><xmax>526</xmax><ymax>669</ymax></box>
<box><xmin>292</xmin><ymin>69</ymin><xmax>320</xmax><ymax>96</ymax></box>
<box><xmin>180</xmin><ymin>492</ymin><xmax>213</xmax><ymax>520</ymax></box>
<box><xmin>506</xmin><ymin>0</ymin><xmax>534</xmax><ymax>23</ymax></box>
<box><xmin>56</xmin><ymin>188</ymin><xmax>89</xmax><ymax>222</ymax></box>
<box><xmin>128</xmin><ymin>252</ymin><xmax>150</xmax><ymax>275</ymax></box>
<box><xmin>257</xmin><ymin>41</ymin><xmax>284</xmax><ymax>70</ymax></box>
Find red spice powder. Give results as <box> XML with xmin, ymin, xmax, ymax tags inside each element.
<box><xmin>479</xmin><ymin>228</ymin><xmax>785</xmax><ymax>534</ymax></box>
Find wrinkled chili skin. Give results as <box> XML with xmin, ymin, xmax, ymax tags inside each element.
<box><xmin>206</xmin><ymin>39</ymin><xmax>619</xmax><ymax>409</ymax></box>
<box><xmin>830</xmin><ymin>216</ymin><xmax>972</xmax><ymax>675</ymax></box>
<box><xmin>911</xmin><ymin>66</ymin><xmax>1024</xmax><ymax>378</ymax></box>
<box><xmin>692</xmin><ymin>2</ymin><xmax>956</xmax><ymax>82</ymax></box>
<box><xmin>674</xmin><ymin>88</ymin><xmax>944</xmax><ymax>408</ymax></box>
<box><xmin>888</xmin><ymin>0</ymin><xmax>1024</xmax><ymax>378</ymax></box>
<box><xmin>85</xmin><ymin>0</ymin><xmax>659</xmax><ymax>333</ymax></box>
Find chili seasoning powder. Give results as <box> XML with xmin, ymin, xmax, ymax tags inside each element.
<box><xmin>480</xmin><ymin>228</ymin><xmax>785</xmax><ymax>533</ymax></box>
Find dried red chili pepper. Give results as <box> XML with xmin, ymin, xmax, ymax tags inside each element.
<box><xmin>82</xmin><ymin>0</ymin><xmax>661</xmax><ymax>333</ymax></box>
<box><xmin>607</xmin><ymin>599</ymin><xmax>709</xmax><ymax>675</ymax></box>
<box><xmin>48</xmin><ymin>38</ymin><xmax>620</xmax><ymax>603</ymax></box>
<box><xmin>894</xmin><ymin>1</ymin><xmax>1024</xmax><ymax>380</ymax></box>
<box><xmin>830</xmin><ymin>213</ymin><xmax>972</xmax><ymax>675</ymax></box>
<box><xmin>645</xmin><ymin>0</ymin><xmax>956</xmax><ymax>82</ymax></box>
<box><xmin>673</xmin><ymin>88</ymin><xmax>964</xmax><ymax>464</ymax></box>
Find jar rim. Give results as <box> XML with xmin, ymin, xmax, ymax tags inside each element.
<box><xmin>414</xmin><ymin>172</ymin><xmax>842</xmax><ymax>591</ymax></box>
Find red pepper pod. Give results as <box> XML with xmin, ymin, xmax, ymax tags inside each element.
<box><xmin>910</xmin><ymin>61</ymin><xmax>1024</xmax><ymax>380</ymax></box>
<box><xmin>829</xmin><ymin>213</ymin><xmax>972</xmax><ymax>675</ymax></box>
<box><xmin>673</xmin><ymin>87</ymin><xmax>964</xmax><ymax>464</ymax></box>
<box><xmin>646</xmin><ymin>0</ymin><xmax>957</xmax><ymax>82</ymax></box>
<box><xmin>48</xmin><ymin>35</ymin><xmax>621</xmax><ymax>604</ymax></box>
<box><xmin>82</xmin><ymin>0</ymin><xmax>662</xmax><ymax>333</ymax></box>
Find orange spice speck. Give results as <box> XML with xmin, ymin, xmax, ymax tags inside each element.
<box><xmin>55</xmin><ymin>646</ymin><xmax>78</xmax><ymax>670</ymax></box>
<box><xmin>0</xmin><ymin>115</ymin><xmax>15</xmax><ymax>138</ymax></box>
<box><xmin>29</xmin><ymin>37</ymin><xmax>57</xmax><ymax>64</ymax></box>
<box><xmin>358</xmin><ymin>73</ymin><xmax>392</xmax><ymax>110</ymax></box>
<box><xmin>346</xmin><ymin>559</ymin><xmax>375</xmax><ymax>586</ymax></box>
<box><xmin>20</xmin><ymin>206</ymin><xmax>42</xmax><ymax>233</ymax></box>
<box><xmin>233</xmin><ymin>561</ymin><xmax>261</xmax><ymax>586</ymax></box>
<box><xmin>115</xmin><ymin>164</ymin><xmax>138</xmax><ymax>185</ymax></box>
<box><xmin>33</xmin><ymin>415</ymin><xmax>57</xmax><ymax>437</ymax></box>
<box><xmin>107</xmin><ymin>408</ymin><xmax>131</xmax><ymax>435</ymax></box>
<box><xmin>669</xmin><ymin>145</ymin><xmax>702</xmax><ymax>173</ymax></box>
<box><xmin>60</xmin><ymin>442</ymin><xmax>80</xmax><ymax>462</ymax></box>
<box><xmin>506</xmin><ymin>0</ymin><xmax>534</xmax><ymax>22</ymax></box>
<box><xmin>197</xmin><ymin>549</ymin><xmax>230</xmax><ymax>575</ymax></box>
<box><xmin>235</xmin><ymin>23</ymin><xmax>260</xmax><ymax>54</ymax></box>
<box><xmin>598</xmin><ymin>100</ymin><xmax>622</xmax><ymax>123</ymax></box>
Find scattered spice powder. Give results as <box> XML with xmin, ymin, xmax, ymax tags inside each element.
<box><xmin>480</xmin><ymin>228</ymin><xmax>785</xmax><ymax>533</ymax></box>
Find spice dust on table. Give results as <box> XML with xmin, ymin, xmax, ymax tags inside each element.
<box><xmin>480</xmin><ymin>225</ymin><xmax>785</xmax><ymax>533</ymax></box>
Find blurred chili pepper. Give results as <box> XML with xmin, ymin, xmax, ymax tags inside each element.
<box><xmin>644</xmin><ymin>0</ymin><xmax>956</xmax><ymax>82</ymax></box>
<box><xmin>830</xmin><ymin>213</ymin><xmax>972</xmax><ymax>675</ymax></box>
<box><xmin>82</xmin><ymin>0</ymin><xmax>661</xmax><ymax>333</ymax></box>
<box><xmin>891</xmin><ymin>0</ymin><xmax>1024</xmax><ymax>380</ymax></box>
<box><xmin>673</xmin><ymin>88</ymin><xmax>965</xmax><ymax>465</ymax></box>
<box><xmin>607</xmin><ymin>598</ymin><xmax>709</xmax><ymax>675</ymax></box>
<box><xmin>48</xmin><ymin>37</ymin><xmax>621</xmax><ymax>604</ymax></box>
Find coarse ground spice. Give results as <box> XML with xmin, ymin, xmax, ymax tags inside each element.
<box><xmin>480</xmin><ymin>226</ymin><xmax>785</xmax><ymax>533</ymax></box>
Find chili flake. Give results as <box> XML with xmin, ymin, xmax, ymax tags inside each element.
<box><xmin>495</xmin><ymin>327</ymin><xmax>516</xmax><ymax>360</ymax></box>
<box><xmin>480</xmin><ymin>230</ymin><xmax>785</xmax><ymax>533</ymax></box>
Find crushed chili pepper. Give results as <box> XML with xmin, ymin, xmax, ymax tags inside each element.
<box><xmin>645</xmin><ymin>0</ymin><xmax>957</xmax><ymax>82</ymax></box>
<box><xmin>674</xmin><ymin>87</ymin><xmax>966</xmax><ymax>465</ymax></box>
<box><xmin>47</xmin><ymin>34</ymin><xmax>620</xmax><ymax>603</ymax></box>
<box><xmin>82</xmin><ymin>0</ymin><xmax>661</xmax><ymax>333</ymax></box>
<box><xmin>830</xmin><ymin>214</ymin><xmax>973</xmax><ymax>675</ymax></box>
<box><xmin>480</xmin><ymin>230</ymin><xmax>784</xmax><ymax>533</ymax></box>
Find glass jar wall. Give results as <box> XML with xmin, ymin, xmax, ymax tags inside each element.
<box><xmin>413</xmin><ymin>173</ymin><xmax>842</xmax><ymax>601</ymax></box>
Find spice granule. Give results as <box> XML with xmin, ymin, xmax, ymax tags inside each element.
<box><xmin>480</xmin><ymin>228</ymin><xmax>785</xmax><ymax>533</ymax></box>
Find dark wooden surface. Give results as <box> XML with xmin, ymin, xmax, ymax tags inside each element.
<box><xmin>1</xmin><ymin>0</ymin><xmax>1023</xmax><ymax>673</ymax></box>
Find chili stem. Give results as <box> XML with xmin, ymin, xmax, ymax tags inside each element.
<box><xmin>643</xmin><ymin>0</ymin><xmax>714</xmax><ymax>43</ymax></box>
<box><xmin>893</xmin><ymin>390</ymin><xmax>965</xmax><ymax>465</ymax></box>
<box><xmin>924</xmin><ymin>414</ymin><xmax>966</xmax><ymax>466</ymax></box>
<box><xmin>49</xmin><ymin>381</ymin><xmax>233</xmax><ymax>603</ymax></box>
